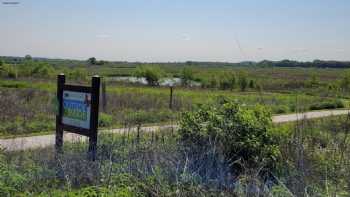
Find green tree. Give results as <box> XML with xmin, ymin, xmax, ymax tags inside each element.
<box><xmin>24</xmin><ymin>54</ymin><xmax>32</xmax><ymax>61</ymax></box>
<box><xmin>88</xmin><ymin>57</ymin><xmax>97</xmax><ymax>65</ymax></box>
<box><xmin>179</xmin><ymin>101</ymin><xmax>279</xmax><ymax>170</ymax></box>
<box><xmin>180</xmin><ymin>67</ymin><xmax>194</xmax><ymax>86</ymax></box>
<box><xmin>249</xmin><ymin>79</ymin><xmax>255</xmax><ymax>89</ymax></box>
<box><xmin>238</xmin><ymin>71</ymin><xmax>248</xmax><ymax>91</ymax></box>
<box><xmin>134</xmin><ymin>65</ymin><xmax>163</xmax><ymax>86</ymax></box>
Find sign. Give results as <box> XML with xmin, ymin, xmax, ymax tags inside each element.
<box><xmin>62</xmin><ymin>91</ymin><xmax>91</xmax><ymax>129</ymax></box>
<box><xmin>56</xmin><ymin>74</ymin><xmax>100</xmax><ymax>161</ymax></box>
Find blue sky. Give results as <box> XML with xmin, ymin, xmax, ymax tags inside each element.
<box><xmin>0</xmin><ymin>0</ymin><xmax>349</xmax><ymax>62</ymax></box>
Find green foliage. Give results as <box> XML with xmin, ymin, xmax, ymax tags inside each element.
<box><xmin>307</xmin><ymin>73</ymin><xmax>319</xmax><ymax>87</ymax></box>
<box><xmin>340</xmin><ymin>71</ymin><xmax>350</xmax><ymax>91</ymax></box>
<box><xmin>98</xmin><ymin>113</ymin><xmax>113</xmax><ymax>127</ymax></box>
<box><xmin>219</xmin><ymin>72</ymin><xmax>236</xmax><ymax>90</ymax></box>
<box><xmin>309</xmin><ymin>99</ymin><xmax>344</xmax><ymax>110</ymax></box>
<box><xmin>31</xmin><ymin>63</ymin><xmax>55</xmax><ymax>78</ymax></box>
<box><xmin>249</xmin><ymin>79</ymin><xmax>255</xmax><ymax>89</ymax></box>
<box><xmin>179</xmin><ymin>101</ymin><xmax>280</xmax><ymax>169</ymax></box>
<box><xmin>87</xmin><ymin>57</ymin><xmax>97</xmax><ymax>65</ymax></box>
<box><xmin>134</xmin><ymin>65</ymin><xmax>164</xmax><ymax>86</ymax></box>
<box><xmin>238</xmin><ymin>71</ymin><xmax>248</xmax><ymax>91</ymax></box>
<box><xmin>0</xmin><ymin>152</ymin><xmax>27</xmax><ymax>196</ymax></box>
<box><xmin>180</xmin><ymin>67</ymin><xmax>194</xmax><ymax>86</ymax></box>
<box><xmin>24</xmin><ymin>55</ymin><xmax>32</xmax><ymax>61</ymax></box>
<box><xmin>67</xmin><ymin>68</ymin><xmax>88</xmax><ymax>81</ymax></box>
<box><xmin>1</xmin><ymin>64</ymin><xmax>18</xmax><ymax>78</ymax></box>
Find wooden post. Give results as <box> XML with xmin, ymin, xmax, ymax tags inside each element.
<box><xmin>169</xmin><ymin>86</ymin><xmax>173</xmax><ymax>110</ymax></box>
<box><xmin>89</xmin><ymin>75</ymin><xmax>100</xmax><ymax>161</ymax></box>
<box><xmin>55</xmin><ymin>74</ymin><xmax>65</xmax><ymax>154</ymax></box>
<box><xmin>101</xmin><ymin>79</ymin><xmax>107</xmax><ymax>112</ymax></box>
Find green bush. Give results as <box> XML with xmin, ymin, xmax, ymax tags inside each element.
<box><xmin>99</xmin><ymin>113</ymin><xmax>113</xmax><ymax>127</ymax></box>
<box><xmin>219</xmin><ymin>72</ymin><xmax>236</xmax><ymax>90</ymax></box>
<box><xmin>31</xmin><ymin>63</ymin><xmax>55</xmax><ymax>78</ymax></box>
<box><xmin>178</xmin><ymin>101</ymin><xmax>280</xmax><ymax>170</ymax></box>
<box><xmin>180</xmin><ymin>67</ymin><xmax>194</xmax><ymax>86</ymax></box>
<box><xmin>238</xmin><ymin>71</ymin><xmax>248</xmax><ymax>91</ymax></box>
<box><xmin>68</xmin><ymin>68</ymin><xmax>88</xmax><ymax>81</ymax></box>
<box><xmin>1</xmin><ymin>64</ymin><xmax>17</xmax><ymax>78</ymax></box>
<box><xmin>134</xmin><ymin>65</ymin><xmax>164</xmax><ymax>86</ymax></box>
<box><xmin>309</xmin><ymin>99</ymin><xmax>344</xmax><ymax>110</ymax></box>
<box><xmin>273</xmin><ymin>105</ymin><xmax>290</xmax><ymax>114</ymax></box>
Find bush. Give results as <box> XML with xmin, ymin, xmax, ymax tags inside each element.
<box><xmin>134</xmin><ymin>65</ymin><xmax>163</xmax><ymax>86</ymax></box>
<box><xmin>180</xmin><ymin>67</ymin><xmax>194</xmax><ymax>86</ymax></box>
<box><xmin>238</xmin><ymin>71</ymin><xmax>248</xmax><ymax>91</ymax></box>
<box><xmin>219</xmin><ymin>72</ymin><xmax>236</xmax><ymax>90</ymax></box>
<box><xmin>273</xmin><ymin>105</ymin><xmax>289</xmax><ymax>114</ymax></box>
<box><xmin>1</xmin><ymin>64</ymin><xmax>17</xmax><ymax>78</ymax></box>
<box><xmin>98</xmin><ymin>113</ymin><xmax>113</xmax><ymax>127</ymax></box>
<box><xmin>178</xmin><ymin>101</ymin><xmax>280</xmax><ymax>171</ymax></box>
<box><xmin>68</xmin><ymin>68</ymin><xmax>88</xmax><ymax>81</ymax></box>
<box><xmin>309</xmin><ymin>99</ymin><xmax>345</xmax><ymax>111</ymax></box>
<box><xmin>31</xmin><ymin>63</ymin><xmax>55</xmax><ymax>78</ymax></box>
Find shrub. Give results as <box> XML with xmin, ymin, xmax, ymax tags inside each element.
<box><xmin>98</xmin><ymin>113</ymin><xmax>113</xmax><ymax>127</ymax></box>
<box><xmin>134</xmin><ymin>65</ymin><xmax>163</xmax><ymax>86</ymax></box>
<box><xmin>31</xmin><ymin>63</ymin><xmax>55</xmax><ymax>78</ymax></box>
<box><xmin>238</xmin><ymin>71</ymin><xmax>248</xmax><ymax>91</ymax></box>
<box><xmin>273</xmin><ymin>105</ymin><xmax>289</xmax><ymax>114</ymax></box>
<box><xmin>180</xmin><ymin>67</ymin><xmax>194</xmax><ymax>86</ymax></box>
<box><xmin>309</xmin><ymin>99</ymin><xmax>344</xmax><ymax>110</ymax></box>
<box><xmin>219</xmin><ymin>72</ymin><xmax>236</xmax><ymax>90</ymax></box>
<box><xmin>178</xmin><ymin>101</ymin><xmax>280</xmax><ymax>171</ymax></box>
<box><xmin>1</xmin><ymin>64</ymin><xmax>17</xmax><ymax>78</ymax></box>
<box><xmin>68</xmin><ymin>68</ymin><xmax>88</xmax><ymax>81</ymax></box>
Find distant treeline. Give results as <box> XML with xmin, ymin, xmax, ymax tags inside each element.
<box><xmin>1</xmin><ymin>56</ymin><xmax>350</xmax><ymax>68</ymax></box>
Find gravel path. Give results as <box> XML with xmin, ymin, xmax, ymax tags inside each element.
<box><xmin>1</xmin><ymin>109</ymin><xmax>349</xmax><ymax>151</ymax></box>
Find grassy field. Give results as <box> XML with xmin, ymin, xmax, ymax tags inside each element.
<box><xmin>0</xmin><ymin>115</ymin><xmax>349</xmax><ymax>196</ymax></box>
<box><xmin>1</xmin><ymin>59</ymin><xmax>350</xmax><ymax>196</ymax></box>
<box><xmin>0</xmin><ymin>78</ymin><xmax>347</xmax><ymax>137</ymax></box>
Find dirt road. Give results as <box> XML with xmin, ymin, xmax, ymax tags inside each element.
<box><xmin>1</xmin><ymin>109</ymin><xmax>349</xmax><ymax>151</ymax></box>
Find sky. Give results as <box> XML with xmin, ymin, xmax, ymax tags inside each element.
<box><xmin>0</xmin><ymin>0</ymin><xmax>349</xmax><ymax>62</ymax></box>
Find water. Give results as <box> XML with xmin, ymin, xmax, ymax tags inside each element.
<box><xmin>108</xmin><ymin>76</ymin><xmax>200</xmax><ymax>87</ymax></box>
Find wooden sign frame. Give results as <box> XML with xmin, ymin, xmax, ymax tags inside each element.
<box><xmin>56</xmin><ymin>74</ymin><xmax>100</xmax><ymax>161</ymax></box>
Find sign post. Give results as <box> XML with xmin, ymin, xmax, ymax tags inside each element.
<box><xmin>55</xmin><ymin>74</ymin><xmax>100</xmax><ymax>161</ymax></box>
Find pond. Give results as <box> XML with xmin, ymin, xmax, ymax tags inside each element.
<box><xmin>108</xmin><ymin>76</ymin><xmax>201</xmax><ymax>87</ymax></box>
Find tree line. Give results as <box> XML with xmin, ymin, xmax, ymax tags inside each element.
<box><xmin>2</xmin><ymin>56</ymin><xmax>350</xmax><ymax>68</ymax></box>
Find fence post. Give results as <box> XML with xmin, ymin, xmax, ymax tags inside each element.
<box><xmin>55</xmin><ymin>74</ymin><xmax>65</xmax><ymax>154</ymax></box>
<box><xmin>169</xmin><ymin>86</ymin><xmax>173</xmax><ymax>110</ymax></box>
<box><xmin>89</xmin><ymin>75</ymin><xmax>100</xmax><ymax>161</ymax></box>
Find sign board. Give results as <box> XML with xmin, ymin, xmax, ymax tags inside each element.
<box><xmin>62</xmin><ymin>91</ymin><xmax>91</xmax><ymax>129</ymax></box>
<box><xmin>56</xmin><ymin>74</ymin><xmax>100</xmax><ymax>161</ymax></box>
